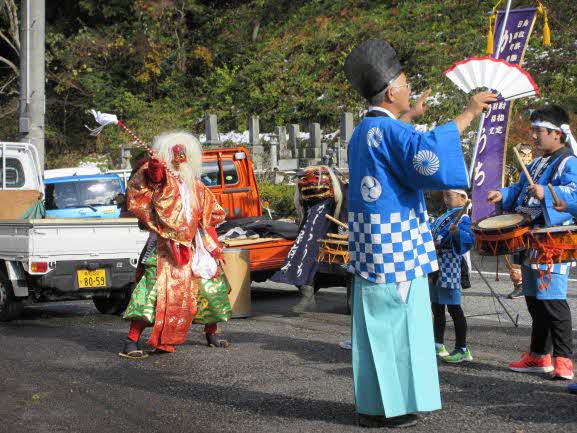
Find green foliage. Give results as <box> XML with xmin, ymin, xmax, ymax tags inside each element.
<box><xmin>1</xmin><ymin>0</ymin><xmax>577</xmax><ymax>170</ymax></box>
<box><xmin>258</xmin><ymin>182</ymin><xmax>296</xmax><ymax>219</ymax></box>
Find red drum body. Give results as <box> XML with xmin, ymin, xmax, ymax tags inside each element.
<box><xmin>471</xmin><ymin>214</ymin><xmax>530</xmax><ymax>256</ymax></box>
<box><xmin>530</xmin><ymin>225</ymin><xmax>577</xmax><ymax>265</ymax></box>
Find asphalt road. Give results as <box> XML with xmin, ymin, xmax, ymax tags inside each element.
<box><xmin>1</xmin><ymin>267</ymin><xmax>577</xmax><ymax>433</ymax></box>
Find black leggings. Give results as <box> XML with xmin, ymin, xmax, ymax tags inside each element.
<box><xmin>432</xmin><ymin>303</ymin><xmax>467</xmax><ymax>349</ymax></box>
<box><xmin>525</xmin><ymin>296</ymin><xmax>572</xmax><ymax>358</ymax></box>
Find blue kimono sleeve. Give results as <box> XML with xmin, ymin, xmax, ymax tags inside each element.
<box><xmin>382</xmin><ymin>120</ymin><xmax>469</xmax><ymax>190</ymax></box>
<box><xmin>542</xmin><ymin>156</ymin><xmax>577</xmax><ymax>226</ymax></box>
<box><xmin>440</xmin><ymin>215</ymin><xmax>474</xmax><ymax>255</ymax></box>
<box><xmin>499</xmin><ymin>171</ymin><xmax>528</xmax><ymax>212</ymax></box>
<box><xmin>566</xmin><ymin>197</ymin><xmax>577</xmax><ymax>217</ymax></box>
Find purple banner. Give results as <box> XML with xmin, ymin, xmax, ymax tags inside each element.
<box><xmin>472</xmin><ymin>8</ymin><xmax>537</xmax><ymax>221</ymax></box>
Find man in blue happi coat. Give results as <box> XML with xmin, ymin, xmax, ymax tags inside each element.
<box><xmin>488</xmin><ymin>105</ymin><xmax>577</xmax><ymax>382</ymax></box>
<box><xmin>343</xmin><ymin>39</ymin><xmax>496</xmax><ymax>428</ymax></box>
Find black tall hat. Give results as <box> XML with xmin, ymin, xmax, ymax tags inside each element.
<box><xmin>344</xmin><ymin>39</ymin><xmax>402</xmax><ymax>99</ymax></box>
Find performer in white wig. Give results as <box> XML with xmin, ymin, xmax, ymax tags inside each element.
<box><xmin>152</xmin><ymin>131</ymin><xmax>203</xmax><ymax>190</ymax></box>
<box><xmin>120</xmin><ymin>131</ymin><xmax>228</xmax><ymax>358</ymax></box>
<box><xmin>344</xmin><ymin>39</ymin><xmax>495</xmax><ymax>428</ymax></box>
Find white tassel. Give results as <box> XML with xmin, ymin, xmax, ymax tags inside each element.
<box><xmin>84</xmin><ymin>124</ymin><xmax>106</xmax><ymax>136</ymax></box>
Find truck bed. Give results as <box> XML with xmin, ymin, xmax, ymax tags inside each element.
<box><xmin>244</xmin><ymin>239</ymin><xmax>294</xmax><ymax>272</ymax></box>
<box><xmin>223</xmin><ymin>236</ymin><xmax>294</xmax><ymax>272</ymax></box>
<box><xmin>0</xmin><ymin>218</ymin><xmax>148</xmax><ymax>262</ymax></box>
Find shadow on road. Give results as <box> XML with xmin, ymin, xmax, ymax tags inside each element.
<box><xmin>440</xmin><ymin>365</ymin><xmax>577</xmax><ymax>425</ymax></box>
<box><xmin>47</xmin><ymin>362</ymin><xmax>358</xmax><ymax>426</ymax></box>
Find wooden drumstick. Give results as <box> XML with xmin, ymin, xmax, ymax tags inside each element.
<box><xmin>449</xmin><ymin>199</ymin><xmax>471</xmax><ymax>231</ymax></box>
<box><xmin>503</xmin><ymin>255</ymin><xmax>513</xmax><ymax>271</ymax></box>
<box><xmin>512</xmin><ymin>146</ymin><xmax>535</xmax><ymax>185</ymax></box>
<box><xmin>547</xmin><ymin>183</ymin><xmax>561</xmax><ymax>207</ymax></box>
<box><xmin>325</xmin><ymin>214</ymin><xmax>348</xmax><ymax>230</ymax></box>
<box><xmin>455</xmin><ymin>199</ymin><xmax>471</xmax><ymax>221</ymax></box>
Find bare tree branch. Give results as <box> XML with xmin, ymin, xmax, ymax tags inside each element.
<box><xmin>0</xmin><ymin>55</ymin><xmax>18</xmax><ymax>74</ymax></box>
<box><xmin>0</xmin><ymin>105</ymin><xmax>18</xmax><ymax>120</ymax></box>
<box><xmin>0</xmin><ymin>73</ymin><xmax>16</xmax><ymax>94</ymax></box>
<box><xmin>1</xmin><ymin>0</ymin><xmax>19</xmax><ymax>51</ymax></box>
<box><xmin>46</xmin><ymin>70</ymin><xmax>89</xmax><ymax>97</ymax></box>
<box><xmin>0</xmin><ymin>30</ymin><xmax>18</xmax><ymax>55</ymax></box>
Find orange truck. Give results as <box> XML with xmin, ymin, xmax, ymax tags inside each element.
<box><xmin>201</xmin><ymin>146</ymin><xmax>295</xmax><ymax>282</ymax></box>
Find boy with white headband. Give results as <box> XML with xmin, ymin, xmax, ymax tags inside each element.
<box><xmin>430</xmin><ymin>189</ymin><xmax>474</xmax><ymax>363</ymax></box>
<box><xmin>488</xmin><ymin>104</ymin><xmax>577</xmax><ymax>380</ymax></box>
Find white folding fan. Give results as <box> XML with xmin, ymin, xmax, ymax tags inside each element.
<box><xmin>443</xmin><ymin>56</ymin><xmax>539</xmax><ymax>101</ymax></box>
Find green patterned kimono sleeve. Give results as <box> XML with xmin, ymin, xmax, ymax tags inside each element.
<box><xmin>123</xmin><ymin>253</ymin><xmax>158</xmax><ymax>324</ymax></box>
<box><xmin>194</xmin><ymin>274</ymin><xmax>232</xmax><ymax>325</ymax></box>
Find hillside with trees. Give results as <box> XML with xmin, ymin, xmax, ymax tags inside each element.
<box><xmin>0</xmin><ymin>0</ymin><xmax>575</xmax><ymax>169</ymax></box>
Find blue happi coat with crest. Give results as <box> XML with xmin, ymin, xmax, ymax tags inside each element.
<box><xmin>499</xmin><ymin>147</ymin><xmax>577</xmax><ymax>274</ymax></box>
<box><xmin>347</xmin><ymin>110</ymin><xmax>470</xmax><ymax>284</ymax></box>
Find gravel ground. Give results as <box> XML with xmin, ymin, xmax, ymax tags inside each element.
<box><xmin>1</xmin><ymin>262</ymin><xmax>577</xmax><ymax>433</ymax></box>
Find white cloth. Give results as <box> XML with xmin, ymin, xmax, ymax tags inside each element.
<box><xmin>175</xmin><ymin>179</ymin><xmax>193</xmax><ymax>224</ymax></box>
<box><xmin>190</xmin><ymin>231</ymin><xmax>218</xmax><ymax>279</ymax></box>
<box><xmin>85</xmin><ymin>110</ymin><xmax>119</xmax><ymax>136</ymax></box>
<box><xmin>449</xmin><ymin>189</ymin><xmax>468</xmax><ymax>199</ymax></box>
<box><xmin>560</xmin><ymin>124</ymin><xmax>577</xmax><ymax>155</ymax></box>
<box><xmin>396</xmin><ymin>281</ymin><xmax>411</xmax><ymax>303</ymax></box>
<box><xmin>338</xmin><ymin>340</ymin><xmax>352</xmax><ymax>350</ymax></box>
<box><xmin>90</xmin><ymin>110</ymin><xmax>118</xmax><ymax>126</ymax></box>
<box><xmin>219</xmin><ymin>227</ymin><xmax>246</xmax><ymax>241</ymax></box>
<box><xmin>367</xmin><ymin>106</ymin><xmax>397</xmax><ymax>119</ymax></box>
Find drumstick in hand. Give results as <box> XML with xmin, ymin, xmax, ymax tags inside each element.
<box><xmin>325</xmin><ymin>214</ymin><xmax>348</xmax><ymax>230</ymax></box>
<box><xmin>513</xmin><ymin>146</ymin><xmax>535</xmax><ymax>185</ymax></box>
<box><xmin>547</xmin><ymin>183</ymin><xmax>561</xmax><ymax>207</ymax></box>
<box><xmin>449</xmin><ymin>199</ymin><xmax>471</xmax><ymax>232</ymax></box>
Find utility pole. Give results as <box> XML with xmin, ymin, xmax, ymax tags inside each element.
<box><xmin>19</xmin><ymin>0</ymin><xmax>45</xmax><ymax>171</ymax></box>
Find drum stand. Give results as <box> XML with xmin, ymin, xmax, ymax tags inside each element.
<box><xmin>469</xmin><ymin>256</ymin><xmax>520</xmax><ymax>328</ymax></box>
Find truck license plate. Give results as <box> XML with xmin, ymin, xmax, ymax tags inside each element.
<box><xmin>77</xmin><ymin>269</ymin><xmax>106</xmax><ymax>288</ymax></box>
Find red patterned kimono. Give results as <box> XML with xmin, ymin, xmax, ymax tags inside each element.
<box><xmin>127</xmin><ymin>162</ymin><xmax>225</xmax><ymax>351</ymax></box>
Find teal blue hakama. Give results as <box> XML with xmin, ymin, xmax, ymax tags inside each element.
<box><xmin>352</xmin><ymin>275</ymin><xmax>441</xmax><ymax>417</ymax></box>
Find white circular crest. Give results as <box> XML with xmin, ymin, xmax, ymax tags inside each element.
<box><xmin>367</xmin><ymin>127</ymin><xmax>383</xmax><ymax>148</ymax></box>
<box><xmin>412</xmin><ymin>150</ymin><xmax>440</xmax><ymax>176</ymax></box>
<box><xmin>360</xmin><ymin>176</ymin><xmax>382</xmax><ymax>202</ymax></box>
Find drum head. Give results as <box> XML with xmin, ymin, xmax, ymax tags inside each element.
<box><xmin>476</xmin><ymin>214</ymin><xmax>526</xmax><ymax>230</ymax></box>
<box><xmin>532</xmin><ymin>225</ymin><xmax>577</xmax><ymax>234</ymax></box>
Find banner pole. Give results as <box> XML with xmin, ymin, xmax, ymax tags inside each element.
<box><xmin>469</xmin><ymin>113</ymin><xmax>486</xmax><ymax>184</ymax></box>
<box><xmin>469</xmin><ymin>0</ymin><xmax>514</xmax><ymax>185</ymax></box>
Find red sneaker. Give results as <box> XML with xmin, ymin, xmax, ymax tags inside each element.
<box><xmin>551</xmin><ymin>357</ymin><xmax>574</xmax><ymax>380</ymax></box>
<box><xmin>508</xmin><ymin>352</ymin><xmax>554</xmax><ymax>373</ymax></box>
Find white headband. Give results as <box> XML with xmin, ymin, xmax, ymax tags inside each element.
<box><xmin>449</xmin><ymin>189</ymin><xmax>468</xmax><ymax>199</ymax></box>
<box><xmin>532</xmin><ymin>121</ymin><xmax>577</xmax><ymax>154</ymax></box>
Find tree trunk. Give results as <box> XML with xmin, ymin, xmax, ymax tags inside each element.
<box><xmin>251</xmin><ymin>19</ymin><xmax>260</xmax><ymax>42</ymax></box>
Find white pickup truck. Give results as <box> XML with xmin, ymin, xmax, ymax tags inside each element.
<box><xmin>0</xmin><ymin>142</ymin><xmax>148</xmax><ymax>321</ymax></box>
